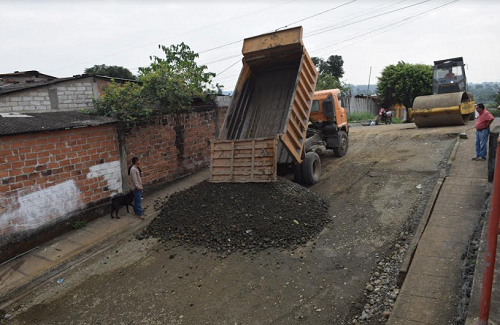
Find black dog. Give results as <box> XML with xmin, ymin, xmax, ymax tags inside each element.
<box><xmin>111</xmin><ymin>192</ymin><xmax>134</xmax><ymax>219</ymax></box>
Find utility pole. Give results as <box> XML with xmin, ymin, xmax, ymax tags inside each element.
<box><xmin>367</xmin><ymin>66</ymin><xmax>372</xmax><ymax>96</ymax></box>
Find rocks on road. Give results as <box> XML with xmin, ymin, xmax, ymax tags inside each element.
<box><xmin>142</xmin><ymin>178</ymin><xmax>330</xmax><ymax>256</ymax></box>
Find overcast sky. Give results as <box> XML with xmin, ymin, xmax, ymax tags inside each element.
<box><xmin>1</xmin><ymin>0</ymin><xmax>499</xmax><ymax>90</ymax></box>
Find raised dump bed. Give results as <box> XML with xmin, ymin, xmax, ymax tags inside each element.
<box><xmin>210</xmin><ymin>26</ymin><xmax>318</xmax><ymax>183</ymax></box>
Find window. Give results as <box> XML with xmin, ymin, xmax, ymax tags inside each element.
<box><xmin>311</xmin><ymin>100</ymin><xmax>320</xmax><ymax>112</ymax></box>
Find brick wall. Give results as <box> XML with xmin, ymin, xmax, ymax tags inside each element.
<box><xmin>0</xmin><ymin>124</ymin><xmax>120</xmax><ymax>239</ymax></box>
<box><xmin>0</xmin><ymin>100</ymin><xmax>229</xmax><ymax>261</ymax></box>
<box><xmin>124</xmin><ymin>106</ymin><xmax>228</xmax><ymax>187</ymax></box>
<box><xmin>0</xmin><ymin>78</ymin><xmax>97</xmax><ymax>113</ymax></box>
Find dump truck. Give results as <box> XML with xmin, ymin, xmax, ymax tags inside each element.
<box><xmin>412</xmin><ymin>57</ymin><xmax>475</xmax><ymax>128</ymax></box>
<box><xmin>210</xmin><ymin>27</ymin><xmax>348</xmax><ymax>185</ymax></box>
<box><xmin>295</xmin><ymin>89</ymin><xmax>349</xmax><ymax>184</ymax></box>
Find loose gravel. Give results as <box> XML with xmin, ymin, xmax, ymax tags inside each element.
<box><xmin>142</xmin><ymin>178</ymin><xmax>330</xmax><ymax>257</ymax></box>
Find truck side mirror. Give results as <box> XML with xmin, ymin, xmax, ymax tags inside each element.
<box><xmin>323</xmin><ymin>99</ymin><xmax>335</xmax><ymax>119</ymax></box>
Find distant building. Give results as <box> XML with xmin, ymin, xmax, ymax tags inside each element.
<box><xmin>0</xmin><ymin>72</ymin><xmax>137</xmax><ymax>113</ymax></box>
<box><xmin>0</xmin><ymin>70</ymin><xmax>57</xmax><ymax>86</ymax></box>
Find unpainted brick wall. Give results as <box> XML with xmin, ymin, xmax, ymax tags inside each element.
<box><xmin>0</xmin><ymin>124</ymin><xmax>120</xmax><ymax>237</ymax></box>
<box><xmin>124</xmin><ymin>106</ymin><xmax>228</xmax><ymax>187</ymax></box>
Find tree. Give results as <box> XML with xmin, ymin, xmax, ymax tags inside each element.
<box><xmin>84</xmin><ymin>64</ymin><xmax>136</xmax><ymax>80</ymax></box>
<box><xmin>92</xmin><ymin>43</ymin><xmax>218</xmax><ymax>121</ymax></box>
<box><xmin>312</xmin><ymin>55</ymin><xmax>345</xmax><ymax>93</ymax></box>
<box><xmin>316</xmin><ymin>74</ymin><xmax>342</xmax><ymax>91</ymax></box>
<box><xmin>377</xmin><ymin>61</ymin><xmax>433</xmax><ymax>108</ymax></box>
<box><xmin>496</xmin><ymin>88</ymin><xmax>500</xmax><ymax>106</ymax></box>
<box><xmin>312</xmin><ymin>55</ymin><xmax>344</xmax><ymax>79</ymax></box>
<box><xmin>139</xmin><ymin>42</ymin><xmax>216</xmax><ymax>111</ymax></box>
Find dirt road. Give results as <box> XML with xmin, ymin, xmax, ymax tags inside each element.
<box><xmin>8</xmin><ymin>123</ymin><xmax>473</xmax><ymax>325</ymax></box>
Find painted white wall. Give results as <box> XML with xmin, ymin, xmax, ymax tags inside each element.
<box><xmin>0</xmin><ymin>180</ymin><xmax>83</xmax><ymax>232</ymax></box>
<box><xmin>87</xmin><ymin>160</ymin><xmax>123</xmax><ymax>195</ymax></box>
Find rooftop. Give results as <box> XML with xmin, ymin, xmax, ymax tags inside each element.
<box><xmin>0</xmin><ymin>74</ymin><xmax>139</xmax><ymax>95</ymax></box>
<box><xmin>0</xmin><ymin>111</ymin><xmax>117</xmax><ymax>136</ymax></box>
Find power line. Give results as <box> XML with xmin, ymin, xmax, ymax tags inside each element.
<box><xmin>275</xmin><ymin>0</ymin><xmax>357</xmax><ymax>31</ymax></box>
<box><xmin>217</xmin><ymin>59</ymin><xmax>241</xmax><ymax>76</ymax></box>
<box><xmin>304</xmin><ymin>0</ymin><xmax>432</xmax><ymax>38</ymax></box>
<box><xmin>198</xmin><ymin>0</ymin><xmax>358</xmax><ymax>55</ymax></box>
<box><xmin>205</xmin><ymin>0</ymin><xmax>426</xmax><ymax>74</ymax></box>
<box><xmin>46</xmin><ymin>0</ymin><xmax>297</xmax><ymax>74</ymax></box>
<box><xmin>306</xmin><ymin>0</ymin><xmax>408</xmax><ymax>35</ymax></box>
<box><xmin>314</xmin><ymin>0</ymin><xmax>459</xmax><ymax>56</ymax></box>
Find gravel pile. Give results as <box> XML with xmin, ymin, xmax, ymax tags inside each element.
<box><xmin>353</xmin><ymin>232</ymin><xmax>409</xmax><ymax>324</ymax></box>
<box><xmin>142</xmin><ymin>178</ymin><xmax>330</xmax><ymax>256</ymax></box>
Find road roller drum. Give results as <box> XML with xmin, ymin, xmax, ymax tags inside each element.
<box><xmin>412</xmin><ymin>91</ymin><xmax>475</xmax><ymax>128</ymax></box>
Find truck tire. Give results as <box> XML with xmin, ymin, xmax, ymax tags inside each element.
<box><xmin>333</xmin><ymin>131</ymin><xmax>348</xmax><ymax>157</ymax></box>
<box><xmin>301</xmin><ymin>152</ymin><xmax>321</xmax><ymax>185</ymax></box>
<box><xmin>292</xmin><ymin>163</ymin><xmax>303</xmax><ymax>184</ymax></box>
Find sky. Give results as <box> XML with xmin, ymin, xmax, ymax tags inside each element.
<box><xmin>1</xmin><ymin>0</ymin><xmax>499</xmax><ymax>91</ymax></box>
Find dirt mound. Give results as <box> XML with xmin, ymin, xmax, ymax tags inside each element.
<box><xmin>144</xmin><ymin>178</ymin><xmax>330</xmax><ymax>256</ymax></box>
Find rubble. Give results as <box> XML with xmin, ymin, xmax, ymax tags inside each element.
<box><xmin>353</xmin><ymin>232</ymin><xmax>410</xmax><ymax>324</ymax></box>
<box><xmin>142</xmin><ymin>178</ymin><xmax>330</xmax><ymax>255</ymax></box>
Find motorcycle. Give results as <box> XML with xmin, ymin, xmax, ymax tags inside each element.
<box><xmin>376</xmin><ymin>109</ymin><xmax>393</xmax><ymax>125</ymax></box>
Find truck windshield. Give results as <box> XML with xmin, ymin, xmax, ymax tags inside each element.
<box><xmin>311</xmin><ymin>100</ymin><xmax>320</xmax><ymax>112</ymax></box>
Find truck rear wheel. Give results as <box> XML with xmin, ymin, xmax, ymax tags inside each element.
<box><xmin>333</xmin><ymin>131</ymin><xmax>348</xmax><ymax>157</ymax></box>
<box><xmin>302</xmin><ymin>152</ymin><xmax>321</xmax><ymax>185</ymax></box>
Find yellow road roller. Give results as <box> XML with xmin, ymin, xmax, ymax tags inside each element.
<box><xmin>412</xmin><ymin>57</ymin><xmax>475</xmax><ymax>128</ymax></box>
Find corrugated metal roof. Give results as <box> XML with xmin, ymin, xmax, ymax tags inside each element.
<box><xmin>0</xmin><ymin>111</ymin><xmax>117</xmax><ymax>136</ymax></box>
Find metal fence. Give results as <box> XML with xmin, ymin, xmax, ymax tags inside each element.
<box><xmin>345</xmin><ymin>96</ymin><xmax>380</xmax><ymax>115</ymax></box>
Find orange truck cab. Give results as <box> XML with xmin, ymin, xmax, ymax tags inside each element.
<box><xmin>306</xmin><ymin>89</ymin><xmax>349</xmax><ymax>158</ymax></box>
<box><xmin>310</xmin><ymin>89</ymin><xmax>348</xmax><ymax>131</ymax></box>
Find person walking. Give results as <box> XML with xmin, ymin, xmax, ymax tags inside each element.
<box><xmin>472</xmin><ymin>103</ymin><xmax>494</xmax><ymax>161</ymax></box>
<box><xmin>128</xmin><ymin>157</ymin><xmax>144</xmax><ymax>219</ymax></box>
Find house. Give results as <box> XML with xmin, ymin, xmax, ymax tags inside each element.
<box><xmin>0</xmin><ymin>70</ymin><xmax>57</xmax><ymax>86</ymax></box>
<box><xmin>0</xmin><ymin>72</ymin><xmax>137</xmax><ymax>113</ymax></box>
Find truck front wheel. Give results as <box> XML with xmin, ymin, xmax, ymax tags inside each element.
<box><xmin>302</xmin><ymin>152</ymin><xmax>321</xmax><ymax>185</ymax></box>
<box><xmin>333</xmin><ymin>131</ymin><xmax>348</xmax><ymax>157</ymax></box>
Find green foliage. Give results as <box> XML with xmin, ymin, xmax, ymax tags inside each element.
<box><xmin>316</xmin><ymin>74</ymin><xmax>342</xmax><ymax>91</ymax></box>
<box><xmin>72</xmin><ymin>219</ymin><xmax>87</xmax><ymax>229</ymax></box>
<box><xmin>312</xmin><ymin>55</ymin><xmax>344</xmax><ymax>79</ymax></box>
<box><xmin>347</xmin><ymin>111</ymin><xmax>376</xmax><ymax>122</ymax></box>
<box><xmin>93</xmin><ymin>82</ymin><xmax>150</xmax><ymax>121</ymax></box>
<box><xmin>468</xmin><ymin>82</ymin><xmax>500</xmax><ymax>105</ymax></box>
<box><xmin>84</xmin><ymin>64</ymin><xmax>136</xmax><ymax>80</ymax></box>
<box><xmin>91</xmin><ymin>43</ymin><xmax>218</xmax><ymax>121</ymax></box>
<box><xmin>392</xmin><ymin>117</ymin><xmax>403</xmax><ymax>124</ymax></box>
<box><xmin>139</xmin><ymin>43</ymin><xmax>217</xmax><ymax>105</ymax></box>
<box><xmin>487</xmin><ymin>108</ymin><xmax>500</xmax><ymax>118</ymax></box>
<box><xmin>377</xmin><ymin>61</ymin><xmax>433</xmax><ymax>108</ymax></box>
<box><xmin>312</xmin><ymin>54</ymin><xmax>346</xmax><ymax>93</ymax></box>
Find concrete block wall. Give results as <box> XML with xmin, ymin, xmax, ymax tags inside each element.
<box><xmin>0</xmin><ymin>124</ymin><xmax>121</xmax><ymax>240</ymax></box>
<box><xmin>124</xmin><ymin>106</ymin><xmax>228</xmax><ymax>187</ymax></box>
<box><xmin>0</xmin><ymin>78</ymin><xmax>96</xmax><ymax>113</ymax></box>
<box><xmin>55</xmin><ymin>80</ymin><xmax>95</xmax><ymax>110</ymax></box>
<box><xmin>0</xmin><ymin>89</ymin><xmax>52</xmax><ymax>112</ymax></box>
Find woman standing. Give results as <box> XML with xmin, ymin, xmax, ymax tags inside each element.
<box><xmin>128</xmin><ymin>157</ymin><xmax>144</xmax><ymax>219</ymax></box>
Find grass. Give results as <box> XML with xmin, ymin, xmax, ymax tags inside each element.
<box><xmin>347</xmin><ymin>111</ymin><xmax>376</xmax><ymax>123</ymax></box>
<box><xmin>487</xmin><ymin>108</ymin><xmax>500</xmax><ymax>118</ymax></box>
<box><xmin>72</xmin><ymin>219</ymin><xmax>87</xmax><ymax>229</ymax></box>
<box><xmin>392</xmin><ymin>118</ymin><xmax>403</xmax><ymax>124</ymax></box>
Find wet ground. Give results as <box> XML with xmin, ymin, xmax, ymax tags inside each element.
<box><xmin>6</xmin><ymin>123</ymin><xmax>473</xmax><ymax>325</ymax></box>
